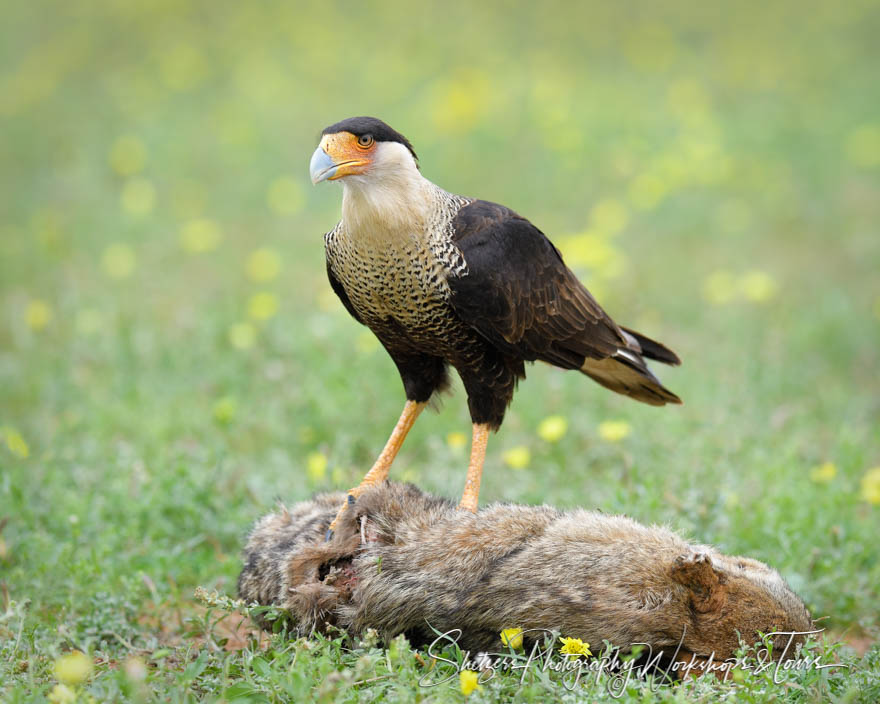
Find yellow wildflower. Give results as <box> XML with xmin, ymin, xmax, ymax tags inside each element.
<box><xmin>446</xmin><ymin>431</ymin><xmax>467</xmax><ymax>450</ymax></box>
<box><xmin>109</xmin><ymin>136</ymin><xmax>146</xmax><ymax>176</ymax></box>
<box><xmin>307</xmin><ymin>452</ymin><xmax>328</xmax><ymax>481</ymax></box>
<box><xmin>212</xmin><ymin>396</ymin><xmax>236</xmax><ymax>425</ymax></box>
<box><xmin>459</xmin><ymin>670</ymin><xmax>482</xmax><ymax>696</ymax></box>
<box><xmin>502</xmin><ymin>445</ymin><xmax>530</xmax><ymax>469</ymax></box>
<box><xmin>537</xmin><ymin>415</ymin><xmax>568</xmax><ymax>443</ymax></box>
<box><xmin>246</xmin><ymin>248</ymin><xmax>281</xmax><ymax>282</ymax></box>
<box><xmin>228</xmin><ymin>322</ymin><xmax>256</xmax><ymax>349</ymax></box>
<box><xmin>101</xmin><ymin>244</ymin><xmax>136</xmax><ymax>279</ymax></box>
<box><xmin>120</xmin><ymin>177</ymin><xmax>155</xmax><ymax>215</ymax></box>
<box><xmin>740</xmin><ymin>270</ymin><xmax>777</xmax><ymax>303</ymax></box>
<box><xmin>860</xmin><ymin>467</ymin><xmax>880</xmax><ymax>505</ymax></box>
<box><xmin>248</xmin><ymin>292</ymin><xmax>279</xmax><ymax>321</ymax></box>
<box><xmin>266</xmin><ymin>176</ymin><xmax>304</xmax><ymax>215</ymax></box>
<box><xmin>559</xmin><ymin>637</ymin><xmax>592</xmax><ymax>658</ymax></box>
<box><xmin>598</xmin><ymin>420</ymin><xmax>631</xmax><ymax>443</ymax></box>
<box><xmin>48</xmin><ymin>684</ymin><xmax>76</xmax><ymax>704</ymax></box>
<box><xmin>54</xmin><ymin>650</ymin><xmax>93</xmax><ymax>685</ymax></box>
<box><xmin>702</xmin><ymin>270</ymin><xmax>737</xmax><ymax>305</ymax></box>
<box><xmin>809</xmin><ymin>462</ymin><xmax>837</xmax><ymax>484</ymax></box>
<box><xmin>1</xmin><ymin>427</ymin><xmax>30</xmax><ymax>458</ymax></box>
<box><xmin>500</xmin><ymin>627</ymin><xmax>523</xmax><ymax>649</ymax></box>
<box><xmin>180</xmin><ymin>219</ymin><xmax>222</xmax><ymax>253</ymax></box>
<box><xmin>25</xmin><ymin>299</ymin><xmax>52</xmax><ymax>330</ymax></box>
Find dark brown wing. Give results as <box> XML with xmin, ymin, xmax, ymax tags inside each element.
<box><xmin>447</xmin><ymin>200</ymin><xmax>681</xmax><ymax>405</ymax></box>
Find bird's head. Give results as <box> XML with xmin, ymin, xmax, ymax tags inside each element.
<box><xmin>309</xmin><ymin>117</ymin><xmax>419</xmax><ymax>187</ymax></box>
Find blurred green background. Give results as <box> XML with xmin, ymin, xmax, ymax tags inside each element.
<box><xmin>2</xmin><ymin>0</ymin><xmax>879</xmax><ymax>699</ymax></box>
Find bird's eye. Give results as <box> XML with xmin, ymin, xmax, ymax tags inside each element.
<box><xmin>357</xmin><ymin>134</ymin><xmax>374</xmax><ymax>149</ymax></box>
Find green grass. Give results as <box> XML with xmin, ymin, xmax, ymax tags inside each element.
<box><xmin>2</xmin><ymin>0</ymin><xmax>880</xmax><ymax>701</ymax></box>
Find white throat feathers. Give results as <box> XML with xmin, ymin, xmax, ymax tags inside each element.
<box><xmin>340</xmin><ymin>141</ymin><xmax>433</xmax><ymax>243</ymax></box>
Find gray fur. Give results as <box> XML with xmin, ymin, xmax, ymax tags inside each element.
<box><xmin>239</xmin><ymin>482</ymin><xmax>812</xmax><ymax>660</ymax></box>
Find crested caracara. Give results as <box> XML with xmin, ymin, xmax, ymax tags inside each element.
<box><xmin>310</xmin><ymin>117</ymin><xmax>681</xmax><ymax>536</ymax></box>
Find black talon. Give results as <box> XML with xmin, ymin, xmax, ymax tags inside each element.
<box><xmin>325</xmin><ymin>528</ymin><xmax>334</xmax><ymax>542</ymax></box>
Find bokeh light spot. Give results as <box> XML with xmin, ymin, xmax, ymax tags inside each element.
<box><xmin>228</xmin><ymin>322</ymin><xmax>257</xmax><ymax>349</ymax></box>
<box><xmin>246</xmin><ymin>248</ymin><xmax>282</xmax><ymax>282</ymax></box>
<box><xmin>101</xmin><ymin>244</ymin><xmax>136</xmax><ymax>279</ymax></box>
<box><xmin>120</xmin><ymin>178</ymin><xmax>156</xmax><ymax>215</ymax></box>
<box><xmin>702</xmin><ymin>270</ymin><xmax>737</xmax><ymax>305</ymax></box>
<box><xmin>502</xmin><ymin>445</ymin><xmax>531</xmax><ymax>469</ymax></box>
<box><xmin>537</xmin><ymin>415</ymin><xmax>568</xmax><ymax>443</ymax></box>
<box><xmin>740</xmin><ymin>270</ymin><xmax>778</xmax><ymax>303</ymax></box>
<box><xmin>109</xmin><ymin>136</ymin><xmax>147</xmax><ymax>176</ymax></box>
<box><xmin>25</xmin><ymin>299</ymin><xmax>53</xmax><ymax>330</ymax></box>
<box><xmin>598</xmin><ymin>420</ymin><xmax>631</xmax><ymax>443</ymax></box>
<box><xmin>248</xmin><ymin>291</ymin><xmax>279</xmax><ymax>321</ymax></box>
<box><xmin>180</xmin><ymin>219</ymin><xmax>222</xmax><ymax>253</ymax></box>
<box><xmin>845</xmin><ymin>124</ymin><xmax>880</xmax><ymax>167</ymax></box>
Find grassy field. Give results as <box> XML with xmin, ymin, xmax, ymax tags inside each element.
<box><xmin>2</xmin><ymin>0</ymin><xmax>880</xmax><ymax>701</ymax></box>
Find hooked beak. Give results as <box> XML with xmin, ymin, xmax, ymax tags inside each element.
<box><xmin>309</xmin><ymin>147</ymin><xmax>338</xmax><ymax>184</ymax></box>
<box><xmin>309</xmin><ymin>133</ymin><xmax>371</xmax><ymax>184</ymax></box>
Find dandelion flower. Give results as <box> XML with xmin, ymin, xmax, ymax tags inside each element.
<box><xmin>228</xmin><ymin>322</ymin><xmax>256</xmax><ymax>349</ymax></box>
<box><xmin>25</xmin><ymin>299</ymin><xmax>52</xmax><ymax>330</ymax></box>
<box><xmin>809</xmin><ymin>462</ymin><xmax>837</xmax><ymax>484</ymax></box>
<box><xmin>500</xmin><ymin>627</ymin><xmax>524</xmax><ymax>649</ymax></box>
<box><xmin>1</xmin><ymin>426</ymin><xmax>30</xmax><ymax>458</ymax></box>
<box><xmin>502</xmin><ymin>445</ymin><xmax>530</xmax><ymax>469</ymax></box>
<box><xmin>537</xmin><ymin>415</ymin><xmax>568</xmax><ymax>443</ymax></box>
<box><xmin>446</xmin><ymin>431</ymin><xmax>467</xmax><ymax>450</ymax></box>
<box><xmin>307</xmin><ymin>452</ymin><xmax>328</xmax><ymax>481</ymax></box>
<box><xmin>109</xmin><ymin>136</ymin><xmax>147</xmax><ymax>176</ymax></box>
<box><xmin>598</xmin><ymin>420</ymin><xmax>631</xmax><ymax>443</ymax></box>
<box><xmin>266</xmin><ymin>176</ymin><xmax>304</xmax><ymax>215</ymax></box>
<box><xmin>180</xmin><ymin>219</ymin><xmax>222</xmax><ymax>253</ymax></box>
<box><xmin>246</xmin><ymin>248</ymin><xmax>281</xmax><ymax>282</ymax></box>
<box><xmin>860</xmin><ymin>467</ymin><xmax>880</xmax><ymax>505</ymax></box>
<box><xmin>459</xmin><ymin>670</ymin><xmax>481</xmax><ymax>696</ymax></box>
<box><xmin>54</xmin><ymin>650</ymin><xmax>93</xmax><ymax>685</ymax></box>
<box><xmin>212</xmin><ymin>396</ymin><xmax>236</xmax><ymax>424</ymax></box>
<box><xmin>248</xmin><ymin>292</ymin><xmax>279</xmax><ymax>321</ymax></box>
<box><xmin>101</xmin><ymin>243</ymin><xmax>136</xmax><ymax>279</ymax></box>
<box><xmin>48</xmin><ymin>684</ymin><xmax>76</xmax><ymax>704</ymax></box>
<box><xmin>559</xmin><ymin>637</ymin><xmax>592</xmax><ymax>658</ymax></box>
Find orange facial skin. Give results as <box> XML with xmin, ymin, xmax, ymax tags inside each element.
<box><xmin>318</xmin><ymin>131</ymin><xmax>375</xmax><ymax>179</ymax></box>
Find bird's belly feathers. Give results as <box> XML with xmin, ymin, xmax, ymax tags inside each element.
<box><xmin>328</xmin><ymin>236</ymin><xmax>455</xmax><ymax>345</ymax></box>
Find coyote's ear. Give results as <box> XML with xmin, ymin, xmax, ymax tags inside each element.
<box><xmin>671</xmin><ymin>551</ymin><xmax>728</xmax><ymax>613</ymax></box>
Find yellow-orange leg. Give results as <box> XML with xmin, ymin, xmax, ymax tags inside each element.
<box><xmin>326</xmin><ymin>400</ymin><xmax>426</xmax><ymax>539</ymax></box>
<box><xmin>459</xmin><ymin>423</ymin><xmax>490</xmax><ymax>512</ymax></box>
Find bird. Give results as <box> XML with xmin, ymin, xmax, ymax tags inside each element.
<box><xmin>310</xmin><ymin>116</ymin><xmax>681</xmax><ymax>536</ymax></box>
